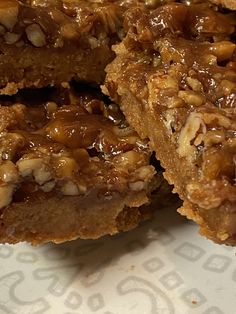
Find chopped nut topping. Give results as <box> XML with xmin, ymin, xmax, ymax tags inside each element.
<box><xmin>0</xmin><ymin>0</ymin><xmax>128</xmax><ymax>49</ymax></box>
<box><xmin>0</xmin><ymin>184</ymin><xmax>15</xmax><ymax>209</ymax></box>
<box><xmin>178</xmin><ymin>91</ymin><xmax>205</xmax><ymax>107</ymax></box>
<box><xmin>4</xmin><ymin>32</ymin><xmax>21</xmax><ymax>44</ymax></box>
<box><xmin>52</xmin><ymin>157</ymin><xmax>79</xmax><ymax>178</ymax></box>
<box><xmin>40</xmin><ymin>180</ymin><xmax>55</xmax><ymax>192</ymax></box>
<box><xmin>0</xmin><ymin>161</ymin><xmax>18</xmax><ymax>183</ymax></box>
<box><xmin>177</xmin><ymin>113</ymin><xmax>206</xmax><ymax>160</ymax></box>
<box><xmin>104</xmin><ymin>1</ymin><xmax>236</xmax><ymax>244</ymax></box>
<box><xmin>0</xmin><ymin>0</ymin><xmax>19</xmax><ymax>30</ymax></box>
<box><xmin>0</xmin><ymin>85</ymin><xmax>155</xmax><ymax>209</ymax></box>
<box><xmin>61</xmin><ymin>181</ymin><xmax>79</xmax><ymax>196</ymax></box>
<box><xmin>25</xmin><ymin>23</ymin><xmax>46</xmax><ymax>47</ymax></box>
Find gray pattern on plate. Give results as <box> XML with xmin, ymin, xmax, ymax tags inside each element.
<box><xmin>0</xmin><ymin>205</ymin><xmax>235</xmax><ymax>313</ymax></box>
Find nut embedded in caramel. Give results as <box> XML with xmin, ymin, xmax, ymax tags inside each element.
<box><xmin>104</xmin><ymin>1</ymin><xmax>236</xmax><ymax>245</ymax></box>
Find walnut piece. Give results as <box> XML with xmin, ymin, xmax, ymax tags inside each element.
<box><xmin>25</xmin><ymin>23</ymin><xmax>47</xmax><ymax>47</ymax></box>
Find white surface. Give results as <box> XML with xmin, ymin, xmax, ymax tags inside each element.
<box><xmin>0</xmin><ymin>206</ymin><xmax>235</xmax><ymax>314</ymax></box>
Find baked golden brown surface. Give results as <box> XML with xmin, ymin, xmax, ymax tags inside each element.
<box><xmin>0</xmin><ymin>84</ymin><xmax>163</xmax><ymax>244</ymax></box>
<box><xmin>104</xmin><ymin>2</ymin><xmax>236</xmax><ymax>244</ymax></box>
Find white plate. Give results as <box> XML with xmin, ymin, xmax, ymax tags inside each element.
<box><xmin>0</xmin><ymin>205</ymin><xmax>235</xmax><ymax>314</ymax></box>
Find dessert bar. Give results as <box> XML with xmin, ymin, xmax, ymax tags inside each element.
<box><xmin>0</xmin><ymin>0</ymin><xmax>127</xmax><ymax>95</ymax></box>
<box><xmin>104</xmin><ymin>1</ymin><xmax>236</xmax><ymax>244</ymax></box>
<box><xmin>0</xmin><ymin>84</ymin><xmax>161</xmax><ymax>244</ymax></box>
<box><xmin>0</xmin><ymin>0</ymin><xmax>212</xmax><ymax>95</ymax></box>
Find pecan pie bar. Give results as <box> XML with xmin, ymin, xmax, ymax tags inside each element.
<box><xmin>0</xmin><ymin>0</ymin><xmax>132</xmax><ymax>95</ymax></box>
<box><xmin>0</xmin><ymin>84</ymin><xmax>162</xmax><ymax>244</ymax></box>
<box><xmin>0</xmin><ymin>0</ymin><xmax>211</xmax><ymax>95</ymax></box>
<box><xmin>104</xmin><ymin>2</ymin><xmax>236</xmax><ymax>244</ymax></box>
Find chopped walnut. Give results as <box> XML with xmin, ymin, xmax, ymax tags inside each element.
<box><xmin>61</xmin><ymin>181</ymin><xmax>79</xmax><ymax>196</ymax></box>
<box><xmin>0</xmin><ymin>161</ymin><xmax>18</xmax><ymax>183</ymax></box>
<box><xmin>0</xmin><ymin>0</ymin><xmax>19</xmax><ymax>30</ymax></box>
<box><xmin>25</xmin><ymin>23</ymin><xmax>46</xmax><ymax>47</ymax></box>
<box><xmin>177</xmin><ymin>112</ymin><xmax>206</xmax><ymax>160</ymax></box>
<box><xmin>17</xmin><ymin>157</ymin><xmax>52</xmax><ymax>185</ymax></box>
<box><xmin>4</xmin><ymin>32</ymin><xmax>21</xmax><ymax>44</ymax></box>
<box><xmin>0</xmin><ymin>184</ymin><xmax>15</xmax><ymax>209</ymax></box>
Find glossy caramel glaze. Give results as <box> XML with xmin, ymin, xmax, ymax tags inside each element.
<box><xmin>0</xmin><ymin>84</ymin><xmax>156</xmax><ymax>209</ymax></box>
<box><xmin>104</xmin><ymin>1</ymin><xmax>236</xmax><ymax>244</ymax></box>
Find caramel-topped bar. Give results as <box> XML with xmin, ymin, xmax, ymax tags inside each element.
<box><xmin>1</xmin><ymin>0</ymin><xmax>224</xmax><ymax>95</ymax></box>
<box><xmin>0</xmin><ymin>84</ymin><xmax>162</xmax><ymax>244</ymax></box>
<box><xmin>0</xmin><ymin>0</ymin><xmax>129</xmax><ymax>94</ymax></box>
<box><xmin>104</xmin><ymin>2</ymin><xmax>236</xmax><ymax>244</ymax></box>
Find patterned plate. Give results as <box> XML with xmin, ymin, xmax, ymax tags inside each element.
<box><xmin>0</xmin><ymin>205</ymin><xmax>235</xmax><ymax>314</ymax></box>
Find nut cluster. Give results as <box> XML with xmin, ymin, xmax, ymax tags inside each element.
<box><xmin>0</xmin><ymin>0</ymin><xmax>124</xmax><ymax>48</ymax></box>
<box><xmin>0</xmin><ymin>88</ymin><xmax>154</xmax><ymax>209</ymax></box>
